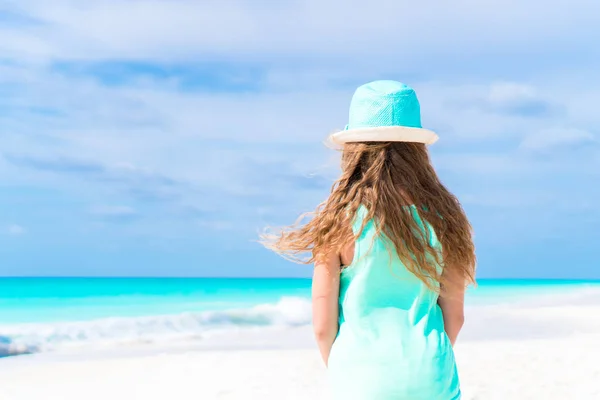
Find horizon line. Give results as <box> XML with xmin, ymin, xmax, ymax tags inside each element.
<box><xmin>1</xmin><ymin>276</ymin><xmax>599</xmax><ymax>282</ymax></box>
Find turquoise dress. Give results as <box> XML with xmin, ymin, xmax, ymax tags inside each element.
<box><xmin>328</xmin><ymin>206</ymin><xmax>461</xmax><ymax>399</ymax></box>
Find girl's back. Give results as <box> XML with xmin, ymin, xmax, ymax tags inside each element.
<box><xmin>328</xmin><ymin>205</ymin><xmax>460</xmax><ymax>399</ymax></box>
<box><xmin>261</xmin><ymin>80</ymin><xmax>475</xmax><ymax>400</ymax></box>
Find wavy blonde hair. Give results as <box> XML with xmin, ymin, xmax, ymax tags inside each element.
<box><xmin>261</xmin><ymin>142</ymin><xmax>476</xmax><ymax>291</ymax></box>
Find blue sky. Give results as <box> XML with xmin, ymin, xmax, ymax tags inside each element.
<box><xmin>1</xmin><ymin>0</ymin><xmax>599</xmax><ymax>279</ymax></box>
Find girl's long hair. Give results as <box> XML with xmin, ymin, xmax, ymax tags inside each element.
<box><xmin>261</xmin><ymin>142</ymin><xmax>476</xmax><ymax>291</ymax></box>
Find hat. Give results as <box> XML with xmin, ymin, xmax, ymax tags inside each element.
<box><xmin>329</xmin><ymin>80</ymin><xmax>439</xmax><ymax>145</ymax></box>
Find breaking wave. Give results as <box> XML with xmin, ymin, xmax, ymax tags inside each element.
<box><xmin>0</xmin><ymin>297</ymin><xmax>311</xmax><ymax>357</ymax></box>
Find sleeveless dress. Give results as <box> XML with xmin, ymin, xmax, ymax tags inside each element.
<box><xmin>327</xmin><ymin>205</ymin><xmax>461</xmax><ymax>400</ymax></box>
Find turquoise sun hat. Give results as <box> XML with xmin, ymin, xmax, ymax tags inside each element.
<box><xmin>329</xmin><ymin>80</ymin><xmax>439</xmax><ymax>145</ymax></box>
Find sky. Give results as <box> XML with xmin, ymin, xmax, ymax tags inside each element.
<box><xmin>1</xmin><ymin>0</ymin><xmax>599</xmax><ymax>279</ymax></box>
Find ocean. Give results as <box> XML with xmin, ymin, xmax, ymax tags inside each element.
<box><xmin>1</xmin><ymin>278</ymin><xmax>599</xmax><ymax>358</ymax></box>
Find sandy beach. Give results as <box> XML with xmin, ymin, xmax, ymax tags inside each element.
<box><xmin>1</xmin><ymin>334</ymin><xmax>598</xmax><ymax>399</ymax></box>
<box><xmin>2</xmin><ymin>292</ymin><xmax>600</xmax><ymax>400</ymax></box>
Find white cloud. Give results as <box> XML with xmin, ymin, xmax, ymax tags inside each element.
<box><xmin>488</xmin><ymin>83</ymin><xmax>538</xmax><ymax>104</ymax></box>
<box><xmin>0</xmin><ymin>0</ymin><xmax>598</xmax><ymax>239</ymax></box>
<box><xmin>2</xmin><ymin>0</ymin><xmax>599</xmax><ymax>62</ymax></box>
<box><xmin>89</xmin><ymin>205</ymin><xmax>137</xmax><ymax>218</ymax></box>
<box><xmin>5</xmin><ymin>224</ymin><xmax>26</xmax><ymax>235</ymax></box>
<box><xmin>520</xmin><ymin>128</ymin><xmax>598</xmax><ymax>152</ymax></box>
<box><xmin>482</xmin><ymin>82</ymin><xmax>557</xmax><ymax>116</ymax></box>
<box><xmin>2</xmin><ymin>70</ymin><xmax>599</xmax><ymax>209</ymax></box>
<box><xmin>197</xmin><ymin>220</ymin><xmax>234</xmax><ymax>232</ymax></box>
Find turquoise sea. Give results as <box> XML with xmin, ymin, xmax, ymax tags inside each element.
<box><xmin>1</xmin><ymin>278</ymin><xmax>599</xmax><ymax>358</ymax></box>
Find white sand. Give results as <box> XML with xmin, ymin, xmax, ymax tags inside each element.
<box><xmin>2</xmin><ymin>296</ymin><xmax>600</xmax><ymax>399</ymax></box>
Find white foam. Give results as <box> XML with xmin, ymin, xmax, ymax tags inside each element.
<box><xmin>0</xmin><ymin>297</ymin><xmax>312</xmax><ymax>355</ymax></box>
<box><xmin>3</xmin><ymin>286</ymin><xmax>600</xmax><ymax>358</ymax></box>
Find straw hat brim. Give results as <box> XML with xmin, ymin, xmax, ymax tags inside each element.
<box><xmin>329</xmin><ymin>126</ymin><xmax>439</xmax><ymax>145</ymax></box>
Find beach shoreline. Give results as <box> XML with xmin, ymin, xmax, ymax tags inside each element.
<box><xmin>2</xmin><ymin>281</ymin><xmax>600</xmax><ymax>399</ymax></box>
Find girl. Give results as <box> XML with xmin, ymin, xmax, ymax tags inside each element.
<box><xmin>262</xmin><ymin>80</ymin><xmax>476</xmax><ymax>399</ymax></box>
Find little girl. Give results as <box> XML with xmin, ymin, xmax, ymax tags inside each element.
<box><xmin>262</xmin><ymin>80</ymin><xmax>476</xmax><ymax>399</ymax></box>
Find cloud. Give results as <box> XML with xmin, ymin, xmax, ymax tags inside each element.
<box><xmin>4</xmin><ymin>154</ymin><xmax>104</xmax><ymax>174</ymax></box>
<box><xmin>485</xmin><ymin>82</ymin><xmax>561</xmax><ymax>117</ymax></box>
<box><xmin>0</xmin><ymin>0</ymin><xmax>599</xmax><ymax>280</ymax></box>
<box><xmin>197</xmin><ymin>220</ymin><xmax>234</xmax><ymax>232</ymax></box>
<box><xmin>5</xmin><ymin>224</ymin><xmax>26</xmax><ymax>236</ymax></box>
<box><xmin>3</xmin><ymin>154</ymin><xmax>189</xmax><ymax>203</ymax></box>
<box><xmin>49</xmin><ymin>60</ymin><xmax>267</xmax><ymax>93</ymax></box>
<box><xmin>89</xmin><ymin>205</ymin><xmax>139</xmax><ymax>223</ymax></box>
<box><xmin>520</xmin><ymin>128</ymin><xmax>598</xmax><ymax>152</ymax></box>
<box><xmin>239</xmin><ymin>159</ymin><xmax>334</xmax><ymax>192</ymax></box>
<box><xmin>2</xmin><ymin>0</ymin><xmax>599</xmax><ymax>65</ymax></box>
<box><xmin>2</xmin><ymin>71</ymin><xmax>598</xmax><ymax>232</ymax></box>
<box><xmin>0</xmin><ymin>8</ymin><xmax>41</xmax><ymax>28</ymax></box>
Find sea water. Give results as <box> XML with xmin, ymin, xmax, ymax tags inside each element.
<box><xmin>1</xmin><ymin>278</ymin><xmax>598</xmax><ymax>358</ymax></box>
